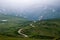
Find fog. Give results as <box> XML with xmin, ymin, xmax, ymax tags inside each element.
<box><xmin>0</xmin><ymin>0</ymin><xmax>60</xmax><ymax>20</ymax></box>
<box><xmin>0</xmin><ymin>0</ymin><xmax>59</xmax><ymax>10</ymax></box>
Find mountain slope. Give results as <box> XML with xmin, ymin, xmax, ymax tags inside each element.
<box><xmin>17</xmin><ymin>19</ymin><xmax>60</xmax><ymax>39</ymax></box>
<box><xmin>0</xmin><ymin>14</ymin><xmax>60</xmax><ymax>40</ymax></box>
<box><xmin>0</xmin><ymin>14</ymin><xmax>28</xmax><ymax>37</ymax></box>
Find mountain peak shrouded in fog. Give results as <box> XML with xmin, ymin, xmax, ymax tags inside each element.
<box><xmin>0</xmin><ymin>0</ymin><xmax>60</xmax><ymax>20</ymax></box>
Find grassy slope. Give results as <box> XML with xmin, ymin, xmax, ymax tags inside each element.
<box><xmin>0</xmin><ymin>14</ymin><xmax>28</xmax><ymax>37</ymax></box>
<box><xmin>21</xmin><ymin>19</ymin><xmax>60</xmax><ymax>40</ymax></box>
<box><xmin>0</xmin><ymin>35</ymin><xmax>52</xmax><ymax>40</ymax></box>
<box><xmin>0</xmin><ymin>14</ymin><xmax>60</xmax><ymax>40</ymax></box>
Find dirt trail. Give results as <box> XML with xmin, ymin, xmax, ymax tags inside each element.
<box><xmin>18</xmin><ymin>29</ymin><xmax>28</xmax><ymax>37</ymax></box>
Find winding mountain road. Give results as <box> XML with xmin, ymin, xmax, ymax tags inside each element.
<box><xmin>18</xmin><ymin>29</ymin><xmax>28</xmax><ymax>37</ymax></box>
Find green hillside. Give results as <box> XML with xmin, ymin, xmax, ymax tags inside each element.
<box><xmin>0</xmin><ymin>14</ymin><xmax>60</xmax><ymax>40</ymax></box>
<box><xmin>0</xmin><ymin>14</ymin><xmax>28</xmax><ymax>37</ymax></box>
<box><xmin>22</xmin><ymin>19</ymin><xmax>60</xmax><ymax>38</ymax></box>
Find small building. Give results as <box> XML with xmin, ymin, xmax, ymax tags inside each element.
<box><xmin>1</xmin><ymin>20</ymin><xmax>8</xmax><ymax>22</ymax></box>
<box><xmin>0</xmin><ymin>20</ymin><xmax>8</xmax><ymax>23</ymax></box>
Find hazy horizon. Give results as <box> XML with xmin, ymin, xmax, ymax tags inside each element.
<box><xmin>0</xmin><ymin>0</ymin><xmax>60</xmax><ymax>20</ymax></box>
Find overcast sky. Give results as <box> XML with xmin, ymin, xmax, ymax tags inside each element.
<box><xmin>0</xmin><ymin>0</ymin><xmax>60</xmax><ymax>14</ymax></box>
<box><xmin>0</xmin><ymin>0</ymin><xmax>59</xmax><ymax>9</ymax></box>
<box><xmin>0</xmin><ymin>0</ymin><xmax>60</xmax><ymax>20</ymax></box>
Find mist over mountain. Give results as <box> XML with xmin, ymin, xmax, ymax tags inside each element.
<box><xmin>0</xmin><ymin>0</ymin><xmax>60</xmax><ymax>40</ymax></box>
<box><xmin>0</xmin><ymin>0</ymin><xmax>60</xmax><ymax>20</ymax></box>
